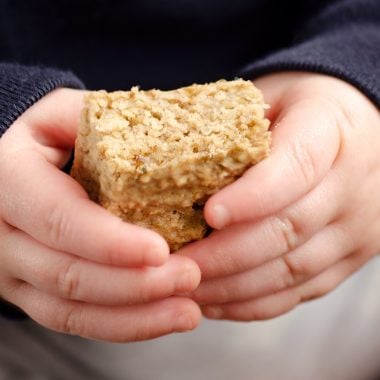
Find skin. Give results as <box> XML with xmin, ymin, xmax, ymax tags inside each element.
<box><xmin>0</xmin><ymin>72</ymin><xmax>379</xmax><ymax>341</ymax></box>
<box><xmin>0</xmin><ymin>89</ymin><xmax>202</xmax><ymax>342</ymax></box>
<box><xmin>179</xmin><ymin>72</ymin><xmax>380</xmax><ymax>321</ymax></box>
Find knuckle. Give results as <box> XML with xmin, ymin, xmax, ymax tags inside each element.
<box><xmin>59</xmin><ymin>306</ymin><xmax>85</xmax><ymax>336</ymax></box>
<box><xmin>280</xmin><ymin>252</ymin><xmax>316</xmax><ymax>286</ymax></box>
<box><xmin>45</xmin><ymin>203</ymin><xmax>72</xmax><ymax>249</ymax></box>
<box><xmin>269</xmin><ymin>215</ymin><xmax>300</xmax><ymax>253</ymax></box>
<box><xmin>288</xmin><ymin>137</ymin><xmax>317</xmax><ymax>189</ymax></box>
<box><xmin>277</xmin><ymin>256</ymin><xmax>298</xmax><ymax>288</ymax></box>
<box><xmin>56</xmin><ymin>259</ymin><xmax>81</xmax><ymax>300</ymax></box>
<box><xmin>279</xmin><ymin>249</ymin><xmax>320</xmax><ymax>287</ymax></box>
<box><xmin>279</xmin><ymin>246</ymin><xmax>324</xmax><ymax>288</ymax></box>
<box><xmin>267</xmin><ymin>259</ymin><xmax>295</xmax><ymax>292</ymax></box>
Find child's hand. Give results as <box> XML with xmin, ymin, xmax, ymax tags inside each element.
<box><xmin>0</xmin><ymin>89</ymin><xmax>201</xmax><ymax>341</ymax></box>
<box><xmin>179</xmin><ymin>73</ymin><xmax>380</xmax><ymax>321</ymax></box>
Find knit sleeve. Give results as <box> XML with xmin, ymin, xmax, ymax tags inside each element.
<box><xmin>239</xmin><ymin>0</ymin><xmax>380</xmax><ymax>108</ymax></box>
<box><xmin>0</xmin><ymin>63</ymin><xmax>84</xmax><ymax>137</ymax></box>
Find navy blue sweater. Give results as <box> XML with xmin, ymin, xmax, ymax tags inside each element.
<box><xmin>1</xmin><ymin>0</ymin><xmax>379</xmax><ymax>138</ymax></box>
<box><xmin>0</xmin><ymin>0</ymin><xmax>379</xmax><ymax>318</ymax></box>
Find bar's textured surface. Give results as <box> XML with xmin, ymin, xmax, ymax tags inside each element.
<box><xmin>71</xmin><ymin>79</ymin><xmax>271</xmax><ymax>250</ymax></box>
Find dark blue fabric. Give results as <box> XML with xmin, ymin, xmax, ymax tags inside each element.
<box><xmin>240</xmin><ymin>0</ymin><xmax>380</xmax><ymax>107</ymax></box>
<box><xmin>0</xmin><ymin>0</ymin><xmax>378</xmax><ymax>97</ymax></box>
<box><xmin>0</xmin><ymin>64</ymin><xmax>84</xmax><ymax>137</ymax></box>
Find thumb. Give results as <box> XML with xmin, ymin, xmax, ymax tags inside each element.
<box><xmin>205</xmin><ymin>81</ymin><xmax>341</xmax><ymax>229</ymax></box>
<box><xmin>19</xmin><ymin>88</ymin><xmax>85</xmax><ymax>149</ymax></box>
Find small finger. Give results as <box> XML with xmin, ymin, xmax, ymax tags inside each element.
<box><xmin>299</xmin><ymin>248</ymin><xmax>376</xmax><ymax>302</ymax></box>
<box><xmin>190</xmin><ymin>219</ymin><xmax>360</xmax><ymax>305</ymax></box>
<box><xmin>3</xmin><ymin>283</ymin><xmax>201</xmax><ymax>342</ymax></box>
<box><xmin>202</xmin><ymin>247</ymin><xmax>374</xmax><ymax>321</ymax></box>
<box><xmin>1</xmin><ymin>230</ymin><xmax>200</xmax><ymax>305</ymax></box>
<box><xmin>200</xmin><ymin>248</ymin><xmax>376</xmax><ymax>322</ymax></box>
<box><xmin>201</xmin><ymin>288</ymin><xmax>299</xmax><ymax>322</ymax></box>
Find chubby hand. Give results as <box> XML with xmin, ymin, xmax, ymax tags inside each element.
<box><xmin>179</xmin><ymin>73</ymin><xmax>380</xmax><ymax>321</ymax></box>
<box><xmin>0</xmin><ymin>89</ymin><xmax>201</xmax><ymax>341</ymax></box>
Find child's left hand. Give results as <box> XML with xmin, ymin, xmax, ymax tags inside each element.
<box><xmin>179</xmin><ymin>72</ymin><xmax>380</xmax><ymax>321</ymax></box>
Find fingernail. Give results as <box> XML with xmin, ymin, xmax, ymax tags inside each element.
<box><xmin>175</xmin><ymin>313</ymin><xmax>195</xmax><ymax>332</ymax></box>
<box><xmin>211</xmin><ymin>204</ymin><xmax>230</xmax><ymax>229</ymax></box>
<box><xmin>201</xmin><ymin>305</ymin><xmax>224</xmax><ymax>319</ymax></box>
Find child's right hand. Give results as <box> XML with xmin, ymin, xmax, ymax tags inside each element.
<box><xmin>0</xmin><ymin>88</ymin><xmax>201</xmax><ymax>342</ymax></box>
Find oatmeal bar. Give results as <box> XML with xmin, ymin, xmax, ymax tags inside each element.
<box><xmin>71</xmin><ymin>79</ymin><xmax>271</xmax><ymax>251</ymax></box>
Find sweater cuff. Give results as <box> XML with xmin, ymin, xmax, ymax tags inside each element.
<box><xmin>0</xmin><ymin>63</ymin><xmax>85</xmax><ymax>137</ymax></box>
<box><xmin>239</xmin><ymin>24</ymin><xmax>380</xmax><ymax>109</ymax></box>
